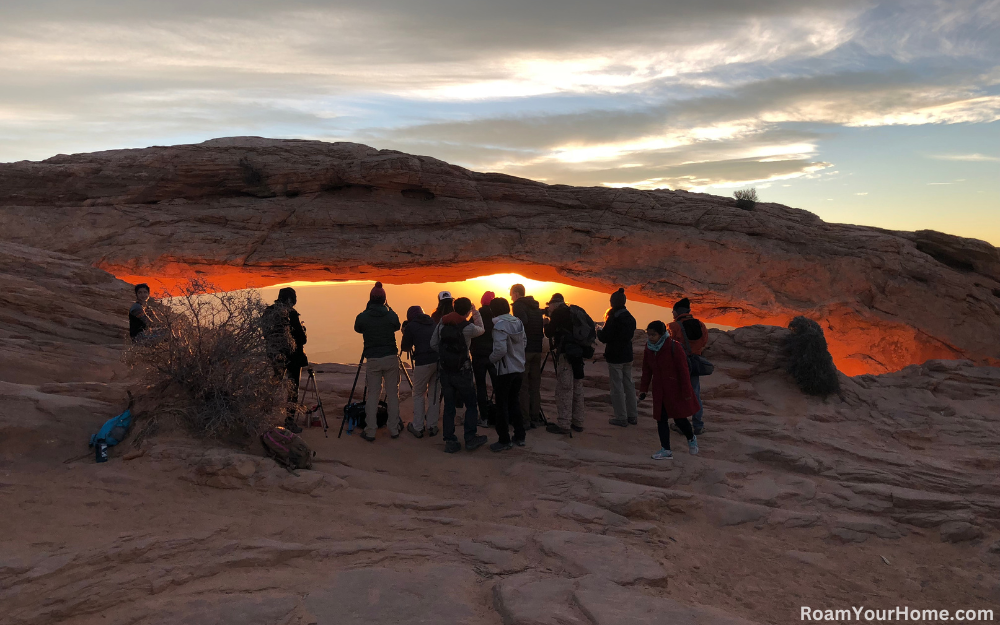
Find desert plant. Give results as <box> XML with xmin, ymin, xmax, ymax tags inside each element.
<box><xmin>125</xmin><ymin>280</ymin><xmax>284</xmax><ymax>442</ymax></box>
<box><xmin>734</xmin><ymin>187</ymin><xmax>758</xmax><ymax>210</ymax></box>
<box><xmin>238</xmin><ymin>156</ymin><xmax>265</xmax><ymax>186</ymax></box>
<box><xmin>781</xmin><ymin>316</ymin><xmax>841</xmax><ymax>397</ymax></box>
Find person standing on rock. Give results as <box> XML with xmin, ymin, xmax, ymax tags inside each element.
<box><xmin>470</xmin><ymin>291</ymin><xmax>498</xmax><ymax>429</ymax></box>
<box><xmin>669</xmin><ymin>298</ymin><xmax>709</xmax><ymax>435</ymax></box>
<box><xmin>488</xmin><ymin>297</ymin><xmax>527</xmax><ymax>451</ymax></box>
<box><xmin>543</xmin><ymin>293</ymin><xmax>589</xmax><ymax>435</ymax></box>
<box><xmin>430</xmin><ymin>297</ymin><xmax>489</xmax><ymax>453</ymax></box>
<box><xmin>400</xmin><ymin>305</ymin><xmax>439</xmax><ymax>438</ymax></box>
<box><xmin>598</xmin><ymin>288</ymin><xmax>638</xmax><ymax>427</ymax></box>
<box><xmin>262</xmin><ymin>287</ymin><xmax>308</xmax><ymax>434</ymax></box>
<box><xmin>354</xmin><ymin>282</ymin><xmax>402</xmax><ymax>442</ymax></box>
<box><xmin>129</xmin><ymin>283</ymin><xmax>163</xmax><ymax>341</ymax></box>
<box><xmin>432</xmin><ymin>291</ymin><xmax>454</xmax><ymax>324</ymax></box>
<box><xmin>511</xmin><ymin>283</ymin><xmax>545</xmax><ymax>430</ymax></box>
<box><xmin>639</xmin><ymin>321</ymin><xmax>700</xmax><ymax>460</ymax></box>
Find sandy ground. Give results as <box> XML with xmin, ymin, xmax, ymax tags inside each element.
<box><xmin>3</xmin><ymin>326</ymin><xmax>999</xmax><ymax>625</ymax></box>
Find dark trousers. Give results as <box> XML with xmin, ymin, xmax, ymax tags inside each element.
<box><xmin>494</xmin><ymin>373</ymin><xmax>525</xmax><ymax>444</ymax></box>
<box><xmin>657</xmin><ymin>406</ymin><xmax>693</xmax><ymax>450</ymax></box>
<box><xmin>441</xmin><ymin>366</ymin><xmax>480</xmax><ymax>443</ymax></box>
<box><xmin>472</xmin><ymin>356</ymin><xmax>496</xmax><ymax>422</ymax></box>
<box><xmin>275</xmin><ymin>362</ymin><xmax>302</xmax><ymax>420</ymax></box>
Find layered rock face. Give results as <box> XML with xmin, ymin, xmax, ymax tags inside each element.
<box><xmin>1</xmin><ymin>136</ymin><xmax>998</xmax><ymax>374</ymax></box>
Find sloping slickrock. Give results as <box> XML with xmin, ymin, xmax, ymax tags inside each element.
<box><xmin>2</xmin><ymin>137</ymin><xmax>998</xmax><ymax>374</ymax></box>
<box><xmin>537</xmin><ymin>530</ymin><xmax>669</xmax><ymax>585</ymax></box>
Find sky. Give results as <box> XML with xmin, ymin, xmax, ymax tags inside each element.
<box><xmin>1</xmin><ymin>0</ymin><xmax>998</xmax><ymax>244</ymax></box>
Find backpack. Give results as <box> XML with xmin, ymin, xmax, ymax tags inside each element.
<box><xmin>439</xmin><ymin>321</ymin><xmax>470</xmax><ymax>373</ymax></box>
<box><xmin>564</xmin><ymin>305</ymin><xmax>597</xmax><ymax>358</ymax></box>
<box><xmin>89</xmin><ymin>394</ymin><xmax>135</xmax><ymax>449</ymax></box>
<box><xmin>261</xmin><ymin>426</ymin><xmax>314</xmax><ymax>471</ymax></box>
<box><xmin>677</xmin><ymin>321</ymin><xmax>715</xmax><ymax>377</ymax></box>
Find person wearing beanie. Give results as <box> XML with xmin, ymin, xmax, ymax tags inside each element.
<box><xmin>430</xmin><ymin>297</ymin><xmax>489</xmax><ymax>453</ymax></box>
<box><xmin>598</xmin><ymin>288</ymin><xmax>638</xmax><ymax>427</ymax></box>
<box><xmin>400</xmin><ymin>305</ymin><xmax>440</xmax><ymax>438</ymax></box>
<box><xmin>470</xmin><ymin>291</ymin><xmax>498</xmax><ymax>429</ymax></box>
<box><xmin>669</xmin><ymin>297</ymin><xmax>709</xmax><ymax>435</ymax></box>
<box><xmin>639</xmin><ymin>320</ymin><xmax>700</xmax><ymax>460</ymax></box>
<box><xmin>510</xmin><ymin>283</ymin><xmax>545</xmax><ymax>430</ymax></box>
<box><xmin>261</xmin><ymin>287</ymin><xmax>309</xmax><ymax>433</ymax></box>
<box><xmin>354</xmin><ymin>281</ymin><xmax>402</xmax><ymax>441</ymax></box>
<box><xmin>543</xmin><ymin>292</ymin><xmax>588</xmax><ymax>435</ymax></box>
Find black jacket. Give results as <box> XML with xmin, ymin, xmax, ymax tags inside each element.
<box><xmin>597</xmin><ymin>306</ymin><xmax>636</xmax><ymax>364</ymax></box>
<box><xmin>544</xmin><ymin>303</ymin><xmax>573</xmax><ymax>346</ymax></box>
<box><xmin>470</xmin><ymin>305</ymin><xmax>495</xmax><ymax>359</ymax></box>
<box><xmin>512</xmin><ymin>296</ymin><xmax>545</xmax><ymax>353</ymax></box>
<box><xmin>401</xmin><ymin>314</ymin><xmax>437</xmax><ymax>366</ymax></box>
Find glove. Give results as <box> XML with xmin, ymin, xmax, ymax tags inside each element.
<box><xmin>638</xmin><ymin>393</ymin><xmax>646</xmax><ymax>401</ymax></box>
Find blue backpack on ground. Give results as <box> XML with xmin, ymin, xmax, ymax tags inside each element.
<box><xmin>89</xmin><ymin>393</ymin><xmax>134</xmax><ymax>448</ymax></box>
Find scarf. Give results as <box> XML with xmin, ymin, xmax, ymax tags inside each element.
<box><xmin>647</xmin><ymin>334</ymin><xmax>667</xmax><ymax>352</ymax></box>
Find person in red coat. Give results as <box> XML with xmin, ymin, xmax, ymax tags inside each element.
<box><xmin>638</xmin><ymin>320</ymin><xmax>701</xmax><ymax>460</ymax></box>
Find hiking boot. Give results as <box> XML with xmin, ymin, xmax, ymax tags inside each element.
<box><xmin>693</xmin><ymin>427</ymin><xmax>704</xmax><ymax>436</ymax></box>
<box><xmin>688</xmin><ymin>436</ymin><xmax>699</xmax><ymax>455</ymax></box>
<box><xmin>627</xmin><ymin>418</ymin><xmax>638</xmax><ymax>425</ymax></box>
<box><xmin>609</xmin><ymin>418</ymin><xmax>628</xmax><ymax>427</ymax></box>
<box><xmin>477</xmin><ymin>418</ymin><xmax>490</xmax><ymax>428</ymax></box>
<box><xmin>570</xmin><ymin>424</ymin><xmax>584</xmax><ymax>433</ymax></box>
<box><xmin>360</xmin><ymin>431</ymin><xmax>376</xmax><ymax>442</ymax></box>
<box><xmin>651</xmin><ymin>448</ymin><xmax>673</xmax><ymax>460</ymax></box>
<box><xmin>407</xmin><ymin>423</ymin><xmax>423</xmax><ymax>439</ymax></box>
<box><xmin>546</xmin><ymin>423</ymin><xmax>571</xmax><ymax>436</ymax></box>
<box><xmin>513</xmin><ymin>438</ymin><xmax>526</xmax><ymax>447</ymax></box>
<box><xmin>465</xmin><ymin>435</ymin><xmax>488</xmax><ymax>452</ymax></box>
<box><xmin>444</xmin><ymin>440</ymin><xmax>462</xmax><ymax>453</ymax></box>
<box><xmin>490</xmin><ymin>441</ymin><xmax>513</xmax><ymax>452</ymax></box>
<box><xmin>283</xmin><ymin>418</ymin><xmax>303</xmax><ymax>434</ymax></box>
<box><xmin>427</xmin><ymin>426</ymin><xmax>440</xmax><ymax>437</ymax></box>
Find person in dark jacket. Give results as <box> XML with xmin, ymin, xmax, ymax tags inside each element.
<box><xmin>431</xmin><ymin>291</ymin><xmax>454</xmax><ymax>324</ymax></box>
<box><xmin>128</xmin><ymin>283</ymin><xmax>161</xmax><ymax>341</ymax></box>
<box><xmin>470</xmin><ymin>291</ymin><xmax>497</xmax><ymax>429</ymax></box>
<box><xmin>511</xmin><ymin>283</ymin><xmax>545</xmax><ymax>429</ymax></box>
<box><xmin>353</xmin><ymin>282</ymin><xmax>402</xmax><ymax>441</ymax></box>
<box><xmin>639</xmin><ymin>320</ymin><xmax>700</xmax><ymax>460</ymax></box>
<box><xmin>543</xmin><ymin>293</ymin><xmax>585</xmax><ymax>435</ymax></box>
<box><xmin>598</xmin><ymin>288</ymin><xmax>638</xmax><ymax>427</ymax></box>
<box><xmin>262</xmin><ymin>287</ymin><xmax>308</xmax><ymax>433</ymax></box>
<box><xmin>668</xmin><ymin>297</ymin><xmax>710</xmax><ymax>435</ymax></box>
<box><xmin>401</xmin><ymin>305</ymin><xmax>439</xmax><ymax>438</ymax></box>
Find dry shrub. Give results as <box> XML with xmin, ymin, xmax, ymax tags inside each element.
<box><xmin>734</xmin><ymin>187</ymin><xmax>758</xmax><ymax>210</ymax></box>
<box><xmin>126</xmin><ymin>280</ymin><xmax>283</xmax><ymax>442</ymax></box>
<box><xmin>781</xmin><ymin>316</ymin><xmax>841</xmax><ymax>397</ymax></box>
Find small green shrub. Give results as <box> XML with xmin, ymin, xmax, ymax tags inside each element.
<box><xmin>734</xmin><ymin>187</ymin><xmax>758</xmax><ymax>210</ymax></box>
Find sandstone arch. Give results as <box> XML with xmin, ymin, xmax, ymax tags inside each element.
<box><xmin>1</xmin><ymin>136</ymin><xmax>998</xmax><ymax>375</ymax></box>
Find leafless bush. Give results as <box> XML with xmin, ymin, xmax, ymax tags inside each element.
<box><xmin>125</xmin><ymin>280</ymin><xmax>283</xmax><ymax>442</ymax></box>
<box><xmin>734</xmin><ymin>187</ymin><xmax>758</xmax><ymax>210</ymax></box>
<box><xmin>781</xmin><ymin>316</ymin><xmax>841</xmax><ymax>397</ymax></box>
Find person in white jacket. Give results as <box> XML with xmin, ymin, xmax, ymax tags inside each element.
<box><xmin>487</xmin><ymin>297</ymin><xmax>527</xmax><ymax>451</ymax></box>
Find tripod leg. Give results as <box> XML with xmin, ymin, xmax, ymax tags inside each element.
<box><xmin>398</xmin><ymin>355</ymin><xmax>414</xmax><ymax>390</ymax></box>
<box><xmin>309</xmin><ymin>370</ymin><xmax>330</xmax><ymax>437</ymax></box>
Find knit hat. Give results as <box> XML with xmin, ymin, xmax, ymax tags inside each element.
<box><xmin>546</xmin><ymin>293</ymin><xmax>565</xmax><ymax>306</ymax></box>
<box><xmin>672</xmin><ymin>297</ymin><xmax>691</xmax><ymax>314</ymax></box>
<box><xmin>481</xmin><ymin>291</ymin><xmax>495</xmax><ymax>307</ymax></box>
<box><xmin>610</xmin><ymin>288</ymin><xmax>626</xmax><ymax>308</ymax></box>
<box><xmin>406</xmin><ymin>305</ymin><xmax>423</xmax><ymax>322</ymax></box>
<box><xmin>370</xmin><ymin>281</ymin><xmax>386</xmax><ymax>304</ymax></box>
<box><xmin>438</xmin><ymin>290</ymin><xmax>453</xmax><ymax>301</ymax></box>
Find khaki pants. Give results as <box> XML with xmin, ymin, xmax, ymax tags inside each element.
<box><xmin>364</xmin><ymin>355</ymin><xmax>400</xmax><ymax>437</ymax></box>
<box><xmin>555</xmin><ymin>355</ymin><xmax>585</xmax><ymax>428</ymax></box>
<box><xmin>607</xmin><ymin>361</ymin><xmax>638</xmax><ymax>423</ymax></box>
<box><xmin>519</xmin><ymin>351</ymin><xmax>543</xmax><ymax>427</ymax></box>
<box><xmin>411</xmin><ymin>362</ymin><xmax>439</xmax><ymax>430</ymax></box>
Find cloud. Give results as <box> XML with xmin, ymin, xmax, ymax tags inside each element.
<box><xmin>929</xmin><ymin>152</ymin><xmax>1000</xmax><ymax>162</ymax></box>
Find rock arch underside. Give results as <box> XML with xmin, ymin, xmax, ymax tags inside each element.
<box><xmin>1</xmin><ymin>136</ymin><xmax>999</xmax><ymax>375</ymax></box>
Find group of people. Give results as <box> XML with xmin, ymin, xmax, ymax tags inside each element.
<box><xmin>132</xmin><ymin>279</ymin><xmax>712</xmax><ymax>460</ymax></box>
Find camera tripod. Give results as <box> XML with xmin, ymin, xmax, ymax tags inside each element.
<box><xmin>337</xmin><ymin>353</ymin><xmax>414</xmax><ymax>438</ymax></box>
<box><xmin>295</xmin><ymin>367</ymin><xmax>329</xmax><ymax>437</ymax></box>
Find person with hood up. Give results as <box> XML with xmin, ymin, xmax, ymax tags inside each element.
<box><xmin>262</xmin><ymin>286</ymin><xmax>308</xmax><ymax>433</ymax></box>
<box><xmin>430</xmin><ymin>297</ymin><xmax>490</xmax><ymax>453</ymax></box>
<box><xmin>470</xmin><ymin>291</ymin><xmax>497</xmax><ymax>429</ymax></box>
<box><xmin>510</xmin><ymin>283</ymin><xmax>545</xmax><ymax>429</ymax></box>
<box><xmin>353</xmin><ymin>282</ymin><xmax>402</xmax><ymax>442</ymax></box>
<box><xmin>668</xmin><ymin>298</ymin><xmax>710</xmax><ymax>435</ymax></box>
<box><xmin>598</xmin><ymin>288</ymin><xmax>638</xmax><ymax>427</ymax></box>
<box><xmin>400</xmin><ymin>305</ymin><xmax>439</xmax><ymax>438</ymax></box>
<box><xmin>638</xmin><ymin>321</ymin><xmax>701</xmax><ymax>460</ymax></box>
<box><xmin>487</xmin><ymin>297</ymin><xmax>527</xmax><ymax>452</ymax></box>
